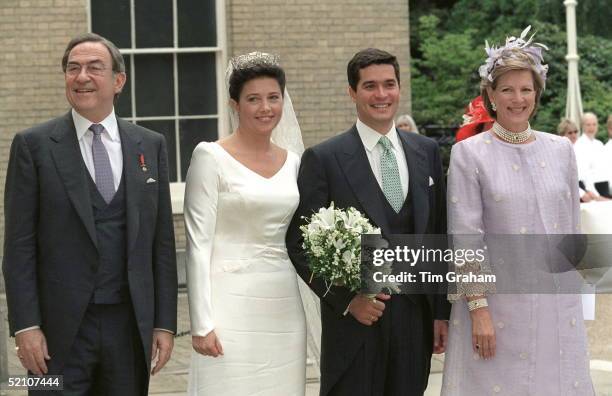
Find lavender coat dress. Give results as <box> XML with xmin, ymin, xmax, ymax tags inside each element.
<box><xmin>441</xmin><ymin>130</ymin><xmax>594</xmax><ymax>395</ymax></box>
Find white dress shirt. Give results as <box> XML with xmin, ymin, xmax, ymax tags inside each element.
<box><xmin>342</xmin><ymin>120</ymin><xmax>411</xmax><ymax>316</ymax></box>
<box><xmin>574</xmin><ymin>134</ymin><xmax>606</xmax><ymax>196</ymax></box>
<box><xmin>356</xmin><ymin>118</ymin><xmax>409</xmax><ymax>199</ymax></box>
<box><xmin>604</xmin><ymin>140</ymin><xmax>612</xmax><ymax>185</ymax></box>
<box><xmin>72</xmin><ymin>109</ymin><xmax>123</xmax><ymax>188</ymax></box>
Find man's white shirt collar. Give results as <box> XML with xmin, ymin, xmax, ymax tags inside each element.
<box><xmin>356</xmin><ymin>118</ymin><xmax>400</xmax><ymax>152</ymax></box>
<box><xmin>72</xmin><ymin>109</ymin><xmax>120</xmax><ymax>142</ymax></box>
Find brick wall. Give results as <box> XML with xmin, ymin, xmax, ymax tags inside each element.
<box><xmin>173</xmin><ymin>214</ymin><xmax>186</xmax><ymax>251</ymax></box>
<box><xmin>0</xmin><ymin>0</ymin><xmax>88</xmax><ymax>246</ymax></box>
<box><xmin>0</xmin><ymin>0</ymin><xmax>412</xmax><ymax>245</ymax></box>
<box><xmin>227</xmin><ymin>0</ymin><xmax>412</xmax><ymax>148</ymax></box>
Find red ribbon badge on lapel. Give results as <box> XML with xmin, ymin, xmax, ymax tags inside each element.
<box><xmin>138</xmin><ymin>153</ymin><xmax>148</xmax><ymax>172</ymax></box>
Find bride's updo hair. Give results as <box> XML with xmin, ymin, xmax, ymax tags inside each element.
<box><xmin>228</xmin><ymin>52</ymin><xmax>286</xmax><ymax>102</ymax></box>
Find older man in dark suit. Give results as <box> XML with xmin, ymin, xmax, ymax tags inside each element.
<box><xmin>287</xmin><ymin>48</ymin><xmax>450</xmax><ymax>396</ymax></box>
<box><xmin>3</xmin><ymin>33</ymin><xmax>177</xmax><ymax>394</ymax></box>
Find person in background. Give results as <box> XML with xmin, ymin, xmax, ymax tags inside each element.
<box><xmin>557</xmin><ymin>118</ymin><xmax>607</xmax><ymax>202</ymax></box>
<box><xmin>396</xmin><ymin>114</ymin><xmax>419</xmax><ymax>133</ymax></box>
<box><xmin>454</xmin><ymin>95</ymin><xmax>495</xmax><ymax>143</ymax></box>
<box><xmin>574</xmin><ymin>112</ymin><xmax>610</xmax><ymax>197</ymax></box>
<box><xmin>604</xmin><ymin>115</ymin><xmax>612</xmax><ymax>186</ymax></box>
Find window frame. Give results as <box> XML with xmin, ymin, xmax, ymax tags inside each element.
<box><xmin>88</xmin><ymin>0</ymin><xmax>228</xmax><ymax>212</ymax></box>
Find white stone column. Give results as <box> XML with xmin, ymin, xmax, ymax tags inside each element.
<box><xmin>564</xmin><ymin>0</ymin><xmax>584</xmax><ymax>130</ymax></box>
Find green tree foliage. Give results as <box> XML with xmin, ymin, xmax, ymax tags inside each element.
<box><xmin>410</xmin><ymin>1</ymin><xmax>612</xmax><ymax>136</ymax></box>
<box><xmin>411</xmin><ymin>15</ymin><xmax>482</xmax><ymax>126</ymax></box>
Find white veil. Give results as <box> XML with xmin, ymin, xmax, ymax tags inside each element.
<box><xmin>226</xmin><ymin>53</ymin><xmax>321</xmax><ymax>376</ymax></box>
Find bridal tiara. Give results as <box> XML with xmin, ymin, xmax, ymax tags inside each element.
<box><xmin>230</xmin><ymin>51</ymin><xmax>280</xmax><ymax>70</ymax></box>
<box><xmin>478</xmin><ymin>25</ymin><xmax>549</xmax><ymax>83</ymax></box>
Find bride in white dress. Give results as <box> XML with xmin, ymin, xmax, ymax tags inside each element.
<box><xmin>184</xmin><ymin>53</ymin><xmax>308</xmax><ymax>395</ymax></box>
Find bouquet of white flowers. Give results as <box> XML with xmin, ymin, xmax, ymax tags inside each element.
<box><xmin>300</xmin><ymin>203</ymin><xmax>381</xmax><ymax>295</ymax></box>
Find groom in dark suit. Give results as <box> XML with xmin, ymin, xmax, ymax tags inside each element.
<box><xmin>3</xmin><ymin>33</ymin><xmax>177</xmax><ymax>394</ymax></box>
<box><xmin>287</xmin><ymin>48</ymin><xmax>450</xmax><ymax>396</ymax></box>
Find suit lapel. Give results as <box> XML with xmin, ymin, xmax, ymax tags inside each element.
<box><xmin>118</xmin><ymin>119</ymin><xmax>143</xmax><ymax>257</ymax></box>
<box><xmin>336</xmin><ymin>127</ymin><xmax>392</xmax><ymax>235</ymax></box>
<box><xmin>49</xmin><ymin>112</ymin><xmax>98</xmax><ymax>249</ymax></box>
<box><xmin>398</xmin><ymin>130</ymin><xmax>430</xmax><ymax>234</ymax></box>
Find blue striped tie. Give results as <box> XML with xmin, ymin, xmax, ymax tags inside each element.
<box><xmin>89</xmin><ymin>124</ymin><xmax>116</xmax><ymax>203</ymax></box>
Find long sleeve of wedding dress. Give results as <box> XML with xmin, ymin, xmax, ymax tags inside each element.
<box><xmin>184</xmin><ymin>143</ymin><xmax>218</xmax><ymax>337</ymax></box>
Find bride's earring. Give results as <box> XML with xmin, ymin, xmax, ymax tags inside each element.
<box><xmin>491</xmin><ymin>102</ymin><xmax>497</xmax><ymax>111</ymax></box>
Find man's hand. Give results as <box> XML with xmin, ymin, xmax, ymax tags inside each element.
<box><xmin>15</xmin><ymin>329</ymin><xmax>50</xmax><ymax>375</ymax></box>
<box><xmin>348</xmin><ymin>293</ymin><xmax>391</xmax><ymax>326</ymax></box>
<box><xmin>151</xmin><ymin>330</ymin><xmax>174</xmax><ymax>375</ymax></box>
<box><xmin>433</xmin><ymin>319</ymin><xmax>448</xmax><ymax>354</ymax></box>
<box><xmin>192</xmin><ymin>330</ymin><xmax>224</xmax><ymax>357</ymax></box>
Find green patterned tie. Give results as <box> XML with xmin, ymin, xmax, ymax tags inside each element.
<box><xmin>378</xmin><ymin>135</ymin><xmax>404</xmax><ymax>212</ymax></box>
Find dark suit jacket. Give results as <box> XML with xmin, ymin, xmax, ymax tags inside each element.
<box><xmin>2</xmin><ymin>112</ymin><xmax>177</xmax><ymax>373</ymax></box>
<box><xmin>286</xmin><ymin>126</ymin><xmax>450</xmax><ymax>394</ymax></box>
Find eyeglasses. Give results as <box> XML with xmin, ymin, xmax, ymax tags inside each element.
<box><xmin>566</xmin><ymin>130</ymin><xmax>578</xmax><ymax>135</ymax></box>
<box><xmin>65</xmin><ymin>62</ymin><xmax>108</xmax><ymax>77</ymax></box>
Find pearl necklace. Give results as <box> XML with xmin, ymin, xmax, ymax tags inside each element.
<box><xmin>492</xmin><ymin>122</ymin><xmax>533</xmax><ymax>144</ymax></box>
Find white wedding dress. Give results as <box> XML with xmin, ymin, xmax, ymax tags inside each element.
<box><xmin>184</xmin><ymin>142</ymin><xmax>306</xmax><ymax>395</ymax></box>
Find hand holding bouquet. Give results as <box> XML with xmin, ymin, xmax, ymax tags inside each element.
<box><xmin>300</xmin><ymin>203</ymin><xmax>381</xmax><ymax>295</ymax></box>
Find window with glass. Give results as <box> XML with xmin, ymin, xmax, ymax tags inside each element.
<box><xmin>90</xmin><ymin>0</ymin><xmax>226</xmax><ymax>182</ymax></box>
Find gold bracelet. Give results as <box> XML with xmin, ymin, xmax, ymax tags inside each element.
<box><xmin>467</xmin><ymin>298</ymin><xmax>488</xmax><ymax>311</ymax></box>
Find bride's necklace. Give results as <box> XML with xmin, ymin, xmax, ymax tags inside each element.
<box><xmin>492</xmin><ymin>122</ymin><xmax>533</xmax><ymax>144</ymax></box>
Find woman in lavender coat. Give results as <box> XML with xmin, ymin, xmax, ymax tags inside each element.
<box><xmin>441</xmin><ymin>27</ymin><xmax>594</xmax><ymax>395</ymax></box>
